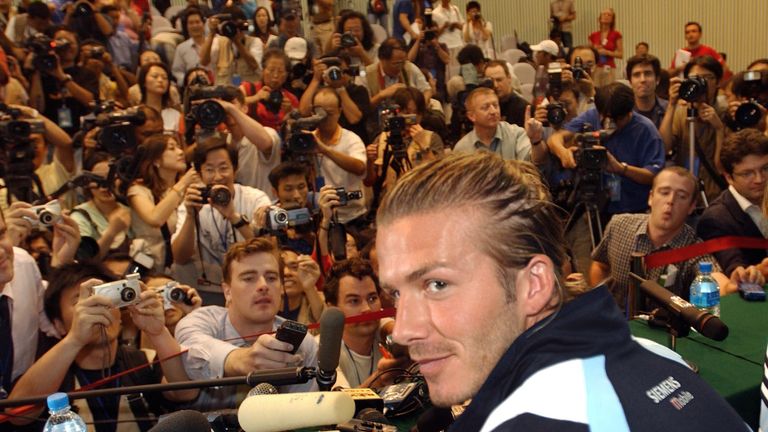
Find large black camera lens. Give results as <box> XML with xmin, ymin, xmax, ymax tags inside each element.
<box><xmin>211</xmin><ymin>188</ymin><xmax>232</xmax><ymax>206</ymax></box>
<box><xmin>679</xmin><ymin>76</ymin><xmax>708</xmax><ymax>103</ymax></box>
<box><xmin>546</xmin><ymin>103</ymin><xmax>567</xmax><ymax>127</ymax></box>
<box><xmin>219</xmin><ymin>20</ymin><xmax>238</xmax><ymax>38</ymax></box>
<box><xmin>264</xmin><ymin>89</ymin><xmax>283</xmax><ymax>114</ymax></box>
<box><xmin>288</xmin><ymin>132</ymin><xmax>317</xmax><ymax>153</ymax></box>
<box><xmin>33</xmin><ymin>54</ymin><xmax>57</xmax><ymax>72</ymax></box>
<box><xmin>325</xmin><ymin>66</ymin><xmax>343</xmax><ymax>81</ymax></box>
<box><xmin>340</xmin><ymin>32</ymin><xmax>357</xmax><ymax>48</ymax></box>
<box><xmin>74</xmin><ymin>1</ymin><xmax>93</xmax><ymax>17</ymax></box>
<box><xmin>196</xmin><ymin>100</ymin><xmax>226</xmax><ymax>129</ymax></box>
<box><xmin>735</xmin><ymin>101</ymin><xmax>763</xmax><ymax>128</ymax></box>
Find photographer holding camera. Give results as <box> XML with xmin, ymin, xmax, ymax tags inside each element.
<box><xmin>80</xmin><ymin>40</ymin><xmax>130</xmax><ymax>105</ymax></box>
<box><xmin>5</xmin><ymin>1</ymin><xmax>52</xmax><ymax>45</ymax></box>
<box><xmin>240</xmin><ymin>48</ymin><xmax>299</xmax><ymax>131</ymax></box>
<box><xmin>548</xmin><ymin>82</ymin><xmax>665</xmax><ymax>217</ymax></box>
<box><xmin>63</xmin><ymin>0</ymin><xmax>114</xmax><ymax>44</ymax></box>
<box><xmin>461</xmin><ymin>1</ymin><xmax>493</xmax><ymax>59</ymax></box>
<box><xmin>327</xmin><ymin>11</ymin><xmax>379</xmax><ymax>69</ymax></box>
<box><xmin>27</xmin><ymin>26</ymin><xmax>99</xmax><ymax>136</ymax></box>
<box><xmin>299</xmin><ymin>51</ymin><xmax>371</xmax><ymax>144</ymax></box>
<box><xmin>200</xmin><ymin>8</ymin><xmax>262</xmax><ymax>86</ymax></box>
<box><xmin>172</xmin><ymin>136</ymin><xmax>271</xmax><ymax>305</ymax></box>
<box><xmin>407</xmin><ymin>21</ymin><xmax>450</xmax><ymax>103</ymax></box>
<box><xmin>725</xmin><ymin>69</ymin><xmax>767</xmax><ymax>133</ymax></box>
<box><xmin>659</xmin><ymin>55</ymin><xmax>727</xmax><ymax>201</ymax></box>
<box><xmin>365</xmin><ymin>37</ymin><xmax>432</xmax><ymax>108</ymax></box>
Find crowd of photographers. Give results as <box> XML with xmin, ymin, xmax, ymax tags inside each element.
<box><xmin>0</xmin><ymin>0</ymin><xmax>766</xmax><ymax>429</ymax></box>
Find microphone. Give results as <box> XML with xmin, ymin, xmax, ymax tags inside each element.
<box><xmin>246</xmin><ymin>382</ymin><xmax>278</xmax><ymax>397</ymax></box>
<box><xmin>149</xmin><ymin>410</ymin><xmax>211</xmax><ymax>432</ymax></box>
<box><xmin>632</xmin><ymin>275</ymin><xmax>729</xmax><ymax>341</ymax></box>
<box><xmin>410</xmin><ymin>407</ymin><xmax>456</xmax><ymax>432</ymax></box>
<box><xmin>237</xmin><ymin>391</ymin><xmax>355</xmax><ymax>432</ymax></box>
<box><xmin>317</xmin><ymin>307</ymin><xmax>345</xmax><ymax>391</ymax></box>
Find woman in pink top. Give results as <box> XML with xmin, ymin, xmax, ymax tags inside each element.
<box><xmin>588</xmin><ymin>7</ymin><xmax>623</xmax><ymax>86</ymax></box>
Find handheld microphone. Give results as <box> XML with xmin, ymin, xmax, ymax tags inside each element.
<box><xmin>632</xmin><ymin>275</ymin><xmax>729</xmax><ymax>341</ymax></box>
<box><xmin>149</xmin><ymin>410</ymin><xmax>211</xmax><ymax>432</ymax></box>
<box><xmin>237</xmin><ymin>391</ymin><xmax>355</xmax><ymax>432</ymax></box>
<box><xmin>317</xmin><ymin>307</ymin><xmax>345</xmax><ymax>391</ymax></box>
<box><xmin>246</xmin><ymin>382</ymin><xmax>278</xmax><ymax>397</ymax></box>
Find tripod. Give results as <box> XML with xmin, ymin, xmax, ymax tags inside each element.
<box><xmin>370</xmin><ymin>130</ymin><xmax>412</xmax><ymax>218</ymax></box>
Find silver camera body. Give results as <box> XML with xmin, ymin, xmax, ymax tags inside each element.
<box><xmin>157</xmin><ymin>281</ymin><xmax>187</xmax><ymax>310</ymax></box>
<box><xmin>93</xmin><ymin>273</ymin><xmax>141</xmax><ymax>308</ymax></box>
<box><xmin>25</xmin><ymin>200</ymin><xmax>62</xmax><ymax>228</ymax></box>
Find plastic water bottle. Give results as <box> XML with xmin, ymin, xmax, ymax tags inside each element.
<box><xmin>533</xmin><ymin>65</ymin><xmax>548</xmax><ymax>106</ymax></box>
<box><xmin>43</xmin><ymin>393</ymin><xmax>86</xmax><ymax>432</ymax></box>
<box><xmin>689</xmin><ymin>261</ymin><xmax>720</xmax><ymax>317</ymax></box>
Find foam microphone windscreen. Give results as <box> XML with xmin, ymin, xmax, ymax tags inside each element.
<box><xmin>318</xmin><ymin>307</ymin><xmax>346</xmax><ymax>374</ymax></box>
<box><xmin>238</xmin><ymin>391</ymin><xmax>355</xmax><ymax>432</ymax></box>
<box><xmin>150</xmin><ymin>410</ymin><xmax>211</xmax><ymax>432</ymax></box>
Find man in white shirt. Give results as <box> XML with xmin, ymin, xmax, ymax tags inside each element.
<box><xmin>172</xmin><ymin>137</ymin><xmax>271</xmax><ymax>306</ymax></box>
<box><xmin>171</xmin><ymin>8</ymin><xmax>210</xmax><ymax>84</ymax></box>
<box><xmin>200</xmin><ymin>7</ymin><xmax>262</xmax><ymax>85</ymax></box>
<box><xmin>431</xmin><ymin>0</ymin><xmax>464</xmax><ymax>80</ymax></box>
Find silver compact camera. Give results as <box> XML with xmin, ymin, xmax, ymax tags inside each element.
<box><xmin>25</xmin><ymin>200</ymin><xmax>62</xmax><ymax>228</ymax></box>
<box><xmin>93</xmin><ymin>273</ymin><xmax>141</xmax><ymax>308</ymax></box>
<box><xmin>157</xmin><ymin>281</ymin><xmax>188</xmax><ymax>310</ymax></box>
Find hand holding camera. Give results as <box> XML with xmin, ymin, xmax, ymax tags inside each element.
<box><xmin>311</xmin><ymin>59</ymin><xmax>328</xmax><ymax>84</ymax></box>
<box><xmin>92</xmin><ymin>273</ymin><xmax>142</xmax><ymax>308</ymax></box>
<box><xmin>128</xmin><ymin>282</ymin><xmax>169</xmax><ymax>337</ymax></box>
<box><xmin>65</xmin><ymin>278</ymin><xmax>122</xmax><ymax>348</ymax></box>
<box><xmin>51</xmin><ymin>212</ymin><xmax>81</xmax><ymax>268</ymax></box>
<box><xmin>183</xmin><ymin>182</ymin><xmax>206</xmax><ymax>212</ymax></box>
<box><xmin>295</xmin><ymin>254</ymin><xmax>321</xmax><ymax>293</ymax></box>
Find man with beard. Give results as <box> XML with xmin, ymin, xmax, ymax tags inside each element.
<box><xmin>375</xmin><ymin>151</ymin><xmax>747</xmax><ymax>430</ymax></box>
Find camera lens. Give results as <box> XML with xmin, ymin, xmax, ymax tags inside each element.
<box><xmin>265</xmin><ymin>90</ymin><xmax>283</xmax><ymax>114</ymax></box>
<box><xmin>197</xmin><ymin>100</ymin><xmax>226</xmax><ymax>129</ymax></box>
<box><xmin>169</xmin><ymin>287</ymin><xmax>186</xmax><ymax>302</ymax></box>
<box><xmin>275</xmin><ymin>210</ymin><xmax>289</xmax><ymax>224</ymax></box>
<box><xmin>328</xmin><ymin>67</ymin><xmax>342</xmax><ymax>81</ymax></box>
<box><xmin>735</xmin><ymin>101</ymin><xmax>762</xmax><ymax>128</ymax></box>
<box><xmin>38</xmin><ymin>211</ymin><xmax>54</xmax><ymax>226</ymax></box>
<box><xmin>220</xmin><ymin>21</ymin><xmax>237</xmax><ymax>38</ymax></box>
<box><xmin>679</xmin><ymin>77</ymin><xmax>707</xmax><ymax>103</ymax></box>
<box><xmin>211</xmin><ymin>188</ymin><xmax>232</xmax><ymax>206</ymax></box>
<box><xmin>547</xmin><ymin>104</ymin><xmax>567</xmax><ymax>127</ymax></box>
<box><xmin>121</xmin><ymin>288</ymin><xmax>136</xmax><ymax>303</ymax></box>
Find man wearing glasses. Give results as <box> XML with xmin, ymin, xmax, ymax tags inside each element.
<box><xmin>660</xmin><ymin>55</ymin><xmax>727</xmax><ymax>201</ymax></box>
<box><xmin>697</xmin><ymin>129</ymin><xmax>768</xmax><ymax>276</ymax></box>
<box><xmin>240</xmin><ymin>49</ymin><xmax>299</xmax><ymax>131</ymax></box>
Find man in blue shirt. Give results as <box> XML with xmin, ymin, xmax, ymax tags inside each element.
<box><xmin>547</xmin><ymin>82</ymin><xmax>665</xmax><ymax>217</ymax></box>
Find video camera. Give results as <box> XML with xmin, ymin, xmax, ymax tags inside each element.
<box><xmin>0</xmin><ymin>104</ymin><xmax>46</xmax><ymax>203</ymax></box>
<box><xmin>734</xmin><ymin>70</ymin><xmax>768</xmax><ymax>129</ymax></box>
<box><xmin>265</xmin><ymin>206</ymin><xmax>312</xmax><ymax>232</ymax></box>
<box><xmin>215</xmin><ymin>13</ymin><xmax>249</xmax><ymax>39</ymax></box>
<box><xmin>380</xmin><ymin>104</ymin><xmax>417</xmax><ymax>161</ymax></box>
<box><xmin>283</xmin><ymin>108</ymin><xmax>328</xmax><ymax>159</ymax></box>
<box><xmin>568</xmin><ymin>129</ymin><xmax>613</xmax><ymax>204</ymax></box>
<box><xmin>82</xmin><ymin>102</ymin><xmax>147</xmax><ymax>156</ymax></box>
<box><xmin>24</xmin><ymin>34</ymin><xmax>71</xmax><ymax>73</ymax></box>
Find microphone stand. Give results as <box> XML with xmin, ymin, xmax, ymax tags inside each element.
<box><xmin>0</xmin><ymin>367</ymin><xmax>316</xmax><ymax>409</ymax></box>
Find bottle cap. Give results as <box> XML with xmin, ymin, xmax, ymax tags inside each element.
<box><xmin>46</xmin><ymin>392</ymin><xmax>70</xmax><ymax>411</ymax></box>
<box><xmin>698</xmin><ymin>261</ymin><xmax>713</xmax><ymax>273</ymax></box>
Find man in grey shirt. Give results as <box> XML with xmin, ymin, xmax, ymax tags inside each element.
<box><xmin>454</xmin><ymin>87</ymin><xmax>545</xmax><ymax>163</ymax></box>
<box><xmin>175</xmin><ymin>237</ymin><xmax>318</xmax><ymax>410</ymax></box>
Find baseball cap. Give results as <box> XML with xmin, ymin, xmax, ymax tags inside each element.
<box><xmin>530</xmin><ymin>39</ymin><xmax>559</xmax><ymax>57</ymax></box>
<box><xmin>285</xmin><ymin>37</ymin><xmax>308</xmax><ymax>62</ymax></box>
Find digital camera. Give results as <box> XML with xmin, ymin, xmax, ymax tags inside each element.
<box><xmin>334</xmin><ymin>187</ymin><xmax>363</xmax><ymax>206</ymax></box>
<box><xmin>340</xmin><ymin>32</ymin><xmax>357</xmax><ymax>48</ymax></box>
<box><xmin>679</xmin><ymin>76</ymin><xmax>708</xmax><ymax>103</ymax></box>
<box><xmin>157</xmin><ymin>281</ymin><xmax>188</xmax><ymax>310</ymax></box>
<box><xmin>26</xmin><ymin>200</ymin><xmax>62</xmax><ymax>228</ymax></box>
<box><xmin>93</xmin><ymin>273</ymin><xmax>141</xmax><ymax>308</ymax></box>
<box><xmin>199</xmin><ymin>185</ymin><xmax>232</xmax><ymax>206</ymax></box>
<box><xmin>216</xmin><ymin>14</ymin><xmax>249</xmax><ymax>39</ymax></box>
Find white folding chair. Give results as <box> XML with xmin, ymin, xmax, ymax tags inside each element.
<box><xmin>513</xmin><ymin>62</ymin><xmax>536</xmax><ymax>85</ymax></box>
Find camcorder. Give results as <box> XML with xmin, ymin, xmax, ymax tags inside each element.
<box><xmin>82</xmin><ymin>102</ymin><xmax>147</xmax><ymax>156</ymax></box>
<box><xmin>92</xmin><ymin>273</ymin><xmax>141</xmax><ymax>308</ymax></box>
<box><xmin>283</xmin><ymin>108</ymin><xmax>328</xmax><ymax>160</ymax></box>
<box><xmin>333</xmin><ymin>187</ymin><xmax>363</xmax><ymax>206</ymax></box>
<box><xmin>198</xmin><ymin>185</ymin><xmax>232</xmax><ymax>206</ymax></box>
<box><xmin>265</xmin><ymin>205</ymin><xmax>312</xmax><ymax>232</ymax></box>
<box><xmin>0</xmin><ymin>104</ymin><xmax>46</xmax><ymax>202</ymax></box>
<box><xmin>215</xmin><ymin>13</ymin><xmax>249</xmax><ymax>39</ymax></box>
<box><xmin>567</xmin><ymin>129</ymin><xmax>613</xmax><ymax>206</ymax></box>
<box><xmin>380</xmin><ymin>105</ymin><xmax>417</xmax><ymax>161</ymax></box>
<box><xmin>734</xmin><ymin>70</ymin><xmax>768</xmax><ymax>129</ymax></box>
<box><xmin>679</xmin><ymin>75</ymin><xmax>708</xmax><ymax>103</ymax></box>
<box><xmin>25</xmin><ymin>34</ymin><xmax>71</xmax><ymax>73</ymax></box>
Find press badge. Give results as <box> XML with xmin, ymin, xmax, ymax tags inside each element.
<box><xmin>664</xmin><ymin>264</ymin><xmax>678</xmax><ymax>288</ymax></box>
<box><xmin>607</xmin><ymin>174</ymin><xmax>621</xmax><ymax>202</ymax></box>
<box><xmin>57</xmin><ymin>106</ymin><xmax>73</xmax><ymax>129</ymax></box>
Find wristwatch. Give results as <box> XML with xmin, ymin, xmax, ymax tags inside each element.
<box><xmin>232</xmin><ymin>214</ymin><xmax>250</xmax><ymax>229</ymax></box>
<box><xmin>621</xmin><ymin>162</ymin><xmax>629</xmax><ymax>175</ymax></box>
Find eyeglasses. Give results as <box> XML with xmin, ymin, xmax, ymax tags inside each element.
<box><xmin>264</xmin><ymin>68</ymin><xmax>286</xmax><ymax>77</ymax></box>
<box><xmin>690</xmin><ymin>73</ymin><xmax>717</xmax><ymax>82</ymax></box>
<box><xmin>732</xmin><ymin>164</ymin><xmax>768</xmax><ymax>181</ymax></box>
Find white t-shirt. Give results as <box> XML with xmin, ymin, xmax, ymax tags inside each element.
<box><xmin>233</xmin><ymin>127</ymin><xmax>281</xmax><ymax>201</ymax></box>
<box><xmin>313</xmin><ymin>128</ymin><xmax>367</xmax><ymax>223</ymax></box>
<box><xmin>172</xmin><ymin>184</ymin><xmax>271</xmax><ymax>290</ymax></box>
<box><xmin>432</xmin><ymin>4</ymin><xmax>465</xmax><ymax>49</ymax></box>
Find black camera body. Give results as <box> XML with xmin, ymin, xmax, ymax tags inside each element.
<box><xmin>734</xmin><ymin>70</ymin><xmax>768</xmax><ymax>129</ymax></box>
<box><xmin>423</xmin><ymin>29</ymin><xmax>437</xmax><ymax>41</ymax></box>
<box><xmin>216</xmin><ymin>14</ymin><xmax>249</xmax><ymax>38</ymax></box>
<box><xmin>679</xmin><ymin>76</ymin><xmax>708</xmax><ymax>103</ymax></box>
<box><xmin>572</xmin><ymin>56</ymin><xmax>585</xmax><ymax>81</ymax></box>
<box><xmin>334</xmin><ymin>187</ymin><xmax>363</xmax><ymax>206</ymax></box>
<box><xmin>546</xmin><ymin>103</ymin><xmax>567</xmax><ymax>127</ymax></box>
<box><xmin>82</xmin><ymin>105</ymin><xmax>147</xmax><ymax>156</ymax></box>
<box><xmin>263</xmin><ymin>89</ymin><xmax>284</xmax><ymax>114</ymax></box>
<box><xmin>284</xmin><ymin>108</ymin><xmax>327</xmax><ymax>157</ymax></box>
<box><xmin>571</xmin><ymin>130</ymin><xmax>611</xmax><ymax>200</ymax></box>
<box><xmin>199</xmin><ymin>185</ymin><xmax>232</xmax><ymax>206</ymax></box>
<box><xmin>187</xmin><ymin>85</ymin><xmax>239</xmax><ymax>129</ymax></box>
<box><xmin>340</xmin><ymin>32</ymin><xmax>357</xmax><ymax>48</ymax></box>
<box><xmin>73</xmin><ymin>1</ymin><xmax>93</xmax><ymax>17</ymax></box>
<box><xmin>25</xmin><ymin>34</ymin><xmax>71</xmax><ymax>73</ymax></box>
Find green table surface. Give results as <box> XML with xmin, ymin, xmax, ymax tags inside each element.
<box><xmin>629</xmin><ymin>294</ymin><xmax>767</xmax><ymax>429</ymax></box>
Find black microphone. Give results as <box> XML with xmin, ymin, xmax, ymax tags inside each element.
<box><xmin>410</xmin><ymin>406</ymin><xmax>455</xmax><ymax>432</ymax></box>
<box><xmin>317</xmin><ymin>307</ymin><xmax>345</xmax><ymax>391</ymax></box>
<box><xmin>149</xmin><ymin>410</ymin><xmax>211</xmax><ymax>432</ymax></box>
<box><xmin>632</xmin><ymin>275</ymin><xmax>729</xmax><ymax>341</ymax></box>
